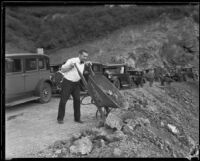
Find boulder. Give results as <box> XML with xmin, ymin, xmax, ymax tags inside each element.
<box><xmin>105</xmin><ymin>109</ymin><xmax>125</xmax><ymax>130</ymax></box>
<box><xmin>113</xmin><ymin>148</ymin><xmax>122</xmax><ymax>157</ymax></box>
<box><xmin>167</xmin><ymin>124</ymin><xmax>179</xmax><ymax>135</ymax></box>
<box><xmin>69</xmin><ymin>136</ymin><xmax>93</xmax><ymax>155</ymax></box>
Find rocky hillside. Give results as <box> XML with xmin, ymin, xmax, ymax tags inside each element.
<box><xmin>49</xmin><ymin>12</ymin><xmax>199</xmax><ymax>71</ymax></box>
<box><xmin>35</xmin><ymin>81</ymin><xmax>199</xmax><ymax>158</ymax></box>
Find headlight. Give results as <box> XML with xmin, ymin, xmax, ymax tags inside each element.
<box><xmin>108</xmin><ymin>75</ymin><xmax>112</xmax><ymax>79</ymax></box>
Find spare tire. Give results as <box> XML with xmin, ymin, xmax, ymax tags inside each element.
<box><xmin>54</xmin><ymin>71</ymin><xmax>64</xmax><ymax>86</ymax></box>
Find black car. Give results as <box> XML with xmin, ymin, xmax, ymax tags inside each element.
<box><xmin>127</xmin><ymin>69</ymin><xmax>145</xmax><ymax>87</ymax></box>
<box><xmin>103</xmin><ymin>64</ymin><xmax>133</xmax><ymax>89</ymax></box>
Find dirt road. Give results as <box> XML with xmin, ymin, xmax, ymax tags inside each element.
<box><xmin>5</xmin><ymin>96</ymin><xmax>98</xmax><ymax>158</ymax></box>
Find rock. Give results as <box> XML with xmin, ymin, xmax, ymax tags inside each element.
<box><xmin>100</xmin><ymin>139</ymin><xmax>106</xmax><ymax>147</ymax></box>
<box><xmin>167</xmin><ymin>124</ymin><xmax>179</xmax><ymax>134</ymax></box>
<box><xmin>106</xmin><ymin>130</ymin><xmax>127</xmax><ymax>142</ymax></box>
<box><xmin>114</xmin><ymin>130</ymin><xmax>126</xmax><ymax>139</ymax></box>
<box><xmin>105</xmin><ymin>109</ymin><xmax>124</xmax><ymax>130</ymax></box>
<box><xmin>126</xmin><ymin>117</ymin><xmax>150</xmax><ymax>130</ymax></box>
<box><xmin>69</xmin><ymin>136</ymin><xmax>93</xmax><ymax>155</ymax></box>
<box><xmin>160</xmin><ymin>121</ymin><xmax>165</xmax><ymax>127</ymax></box>
<box><xmin>55</xmin><ymin>149</ymin><xmax>62</xmax><ymax>154</ymax></box>
<box><xmin>113</xmin><ymin>148</ymin><xmax>122</xmax><ymax>157</ymax></box>
<box><xmin>72</xmin><ymin>132</ymin><xmax>82</xmax><ymax>140</ymax></box>
<box><xmin>122</xmin><ymin>125</ymin><xmax>134</xmax><ymax>136</ymax></box>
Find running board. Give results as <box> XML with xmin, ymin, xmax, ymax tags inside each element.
<box><xmin>6</xmin><ymin>96</ymin><xmax>40</xmax><ymax>107</ymax></box>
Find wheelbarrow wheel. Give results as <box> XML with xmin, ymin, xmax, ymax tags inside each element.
<box><xmin>96</xmin><ymin>107</ymin><xmax>110</xmax><ymax>120</ymax></box>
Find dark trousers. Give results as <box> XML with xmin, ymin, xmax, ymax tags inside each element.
<box><xmin>57</xmin><ymin>78</ymin><xmax>81</xmax><ymax>121</ymax></box>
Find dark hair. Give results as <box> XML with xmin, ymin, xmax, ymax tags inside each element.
<box><xmin>79</xmin><ymin>49</ymin><xmax>88</xmax><ymax>55</ymax></box>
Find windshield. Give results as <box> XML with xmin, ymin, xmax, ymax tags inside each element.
<box><xmin>104</xmin><ymin>66</ymin><xmax>124</xmax><ymax>74</ymax></box>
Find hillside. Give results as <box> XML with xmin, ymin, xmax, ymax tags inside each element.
<box><xmin>5</xmin><ymin>5</ymin><xmax>199</xmax><ymax>70</ymax></box>
<box><xmin>48</xmin><ymin>14</ymin><xmax>199</xmax><ymax>71</ymax></box>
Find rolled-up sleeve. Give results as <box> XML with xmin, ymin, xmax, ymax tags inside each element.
<box><xmin>61</xmin><ymin>59</ymin><xmax>73</xmax><ymax>73</ymax></box>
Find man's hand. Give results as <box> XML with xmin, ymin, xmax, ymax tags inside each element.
<box><xmin>85</xmin><ymin>61</ymin><xmax>92</xmax><ymax>66</ymax></box>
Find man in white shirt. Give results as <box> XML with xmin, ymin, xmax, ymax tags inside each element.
<box><xmin>57</xmin><ymin>50</ymin><xmax>90</xmax><ymax>124</ymax></box>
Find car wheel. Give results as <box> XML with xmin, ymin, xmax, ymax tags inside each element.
<box><xmin>113</xmin><ymin>79</ymin><xmax>121</xmax><ymax>89</ymax></box>
<box><xmin>39</xmin><ymin>82</ymin><xmax>52</xmax><ymax>103</ymax></box>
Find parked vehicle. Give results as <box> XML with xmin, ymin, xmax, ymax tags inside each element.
<box><xmin>50</xmin><ymin>63</ymin><xmax>62</xmax><ymax>73</ymax></box>
<box><xmin>5</xmin><ymin>53</ymin><xmax>53</xmax><ymax>107</ymax></box>
<box><xmin>103</xmin><ymin>64</ymin><xmax>133</xmax><ymax>89</ymax></box>
<box><xmin>127</xmin><ymin>69</ymin><xmax>145</xmax><ymax>87</ymax></box>
<box><xmin>181</xmin><ymin>66</ymin><xmax>198</xmax><ymax>81</ymax></box>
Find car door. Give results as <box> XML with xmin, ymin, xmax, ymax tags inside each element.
<box><xmin>38</xmin><ymin>57</ymin><xmax>50</xmax><ymax>80</ymax></box>
<box><xmin>119</xmin><ymin>66</ymin><xmax>131</xmax><ymax>85</ymax></box>
<box><xmin>24</xmin><ymin>57</ymin><xmax>40</xmax><ymax>94</ymax></box>
<box><xmin>5</xmin><ymin>57</ymin><xmax>25</xmax><ymax>102</ymax></box>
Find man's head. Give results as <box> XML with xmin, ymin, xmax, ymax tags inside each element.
<box><xmin>79</xmin><ymin>50</ymin><xmax>89</xmax><ymax>63</ymax></box>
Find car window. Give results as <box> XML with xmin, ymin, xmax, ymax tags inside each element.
<box><xmin>107</xmin><ymin>67</ymin><xmax>121</xmax><ymax>74</ymax></box>
<box><xmin>25</xmin><ymin>58</ymin><xmax>37</xmax><ymax>71</ymax></box>
<box><xmin>6</xmin><ymin>58</ymin><xmax>22</xmax><ymax>73</ymax></box>
<box><xmin>39</xmin><ymin>58</ymin><xmax>46</xmax><ymax>70</ymax></box>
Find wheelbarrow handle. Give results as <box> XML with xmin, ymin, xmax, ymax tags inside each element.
<box><xmin>74</xmin><ymin>63</ymin><xmax>88</xmax><ymax>89</ymax></box>
<box><xmin>88</xmin><ymin>63</ymin><xmax>95</xmax><ymax>76</ymax></box>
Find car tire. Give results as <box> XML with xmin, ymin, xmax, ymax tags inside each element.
<box><xmin>38</xmin><ymin>82</ymin><xmax>52</xmax><ymax>103</ymax></box>
<box><xmin>113</xmin><ymin>79</ymin><xmax>121</xmax><ymax>89</ymax></box>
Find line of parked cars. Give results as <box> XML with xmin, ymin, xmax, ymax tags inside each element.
<box><xmin>5</xmin><ymin>52</ymin><xmax>198</xmax><ymax>107</ymax></box>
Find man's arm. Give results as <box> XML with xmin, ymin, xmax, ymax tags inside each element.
<box><xmin>61</xmin><ymin>59</ymin><xmax>74</xmax><ymax>73</ymax></box>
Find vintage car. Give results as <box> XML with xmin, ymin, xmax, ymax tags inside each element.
<box><xmin>127</xmin><ymin>69</ymin><xmax>146</xmax><ymax>87</ymax></box>
<box><xmin>181</xmin><ymin>66</ymin><xmax>198</xmax><ymax>81</ymax></box>
<box><xmin>103</xmin><ymin>64</ymin><xmax>133</xmax><ymax>89</ymax></box>
<box><xmin>5</xmin><ymin>53</ymin><xmax>53</xmax><ymax>107</ymax></box>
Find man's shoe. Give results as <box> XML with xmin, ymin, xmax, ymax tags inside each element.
<box><xmin>57</xmin><ymin>120</ymin><xmax>64</xmax><ymax>124</ymax></box>
<box><xmin>74</xmin><ymin>120</ymin><xmax>84</xmax><ymax>124</ymax></box>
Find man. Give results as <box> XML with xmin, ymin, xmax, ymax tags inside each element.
<box><xmin>57</xmin><ymin>50</ymin><xmax>91</xmax><ymax>124</ymax></box>
<box><xmin>144</xmin><ymin>68</ymin><xmax>154</xmax><ymax>87</ymax></box>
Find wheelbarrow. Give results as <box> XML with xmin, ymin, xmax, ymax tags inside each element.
<box><xmin>74</xmin><ymin>63</ymin><xmax>128</xmax><ymax>121</ymax></box>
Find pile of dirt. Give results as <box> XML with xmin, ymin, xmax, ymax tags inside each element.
<box><xmin>35</xmin><ymin>81</ymin><xmax>199</xmax><ymax>158</ymax></box>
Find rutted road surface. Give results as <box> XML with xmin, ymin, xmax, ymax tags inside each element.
<box><xmin>5</xmin><ymin>96</ymin><xmax>98</xmax><ymax>158</ymax></box>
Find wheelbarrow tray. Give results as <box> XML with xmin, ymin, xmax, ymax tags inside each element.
<box><xmin>74</xmin><ymin>64</ymin><xmax>127</xmax><ymax>109</ymax></box>
<box><xmin>87</xmin><ymin>74</ymin><xmax>127</xmax><ymax>108</ymax></box>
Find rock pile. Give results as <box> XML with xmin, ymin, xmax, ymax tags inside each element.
<box><xmin>37</xmin><ymin>81</ymin><xmax>199</xmax><ymax>158</ymax></box>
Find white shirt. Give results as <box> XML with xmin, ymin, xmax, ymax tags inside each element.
<box><xmin>61</xmin><ymin>57</ymin><xmax>85</xmax><ymax>82</ymax></box>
